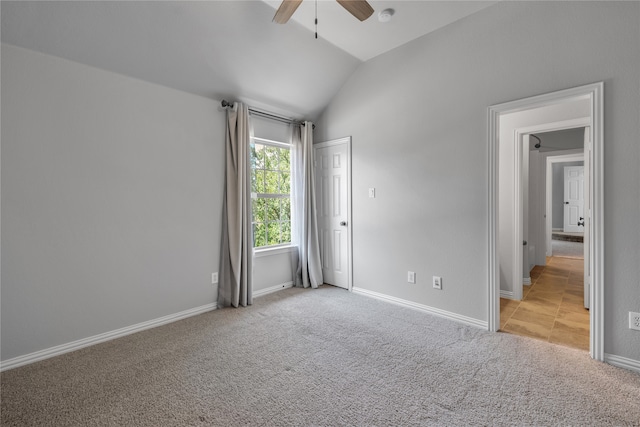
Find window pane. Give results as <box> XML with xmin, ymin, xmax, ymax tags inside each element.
<box><xmin>254</xmin><ymin>170</ymin><xmax>265</xmax><ymax>193</ymax></box>
<box><xmin>266</xmin><ymin>198</ymin><xmax>280</xmax><ymax>222</ymax></box>
<box><xmin>254</xmin><ymin>144</ymin><xmax>265</xmax><ymax>169</ymax></box>
<box><xmin>265</xmin><ymin>146</ymin><xmax>278</xmax><ymax>170</ymax></box>
<box><xmin>250</xmin><ymin>141</ymin><xmax>292</xmax><ymax>248</ymax></box>
<box><xmin>251</xmin><ymin>170</ymin><xmax>258</xmax><ymax>193</ymax></box>
<box><xmin>279</xmin><ymin>148</ymin><xmax>290</xmax><ymax>171</ymax></box>
<box><xmin>281</xmin><ymin>221</ymin><xmax>291</xmax><ymax>244</ymax></box>
<box><xmin>265</xmin><ymin>170</ymin><xmax>279</xmax><ymax>193</ymax></box>
<box><xmin>281</xmin><ymin>198</ymin><xmax>290</xmax><ymax>220</ymax></box>
<box><xmin>253</xmin><ymin>222</ymin><xmax>266</xmax><ymax>247</ymax></box>
<box><xmin>252</xmin><ymin>197</ymin><xmax>266</xmax><ymax>223</ymax></box>
<box><xmin>280</xmin><ymin>172</ymin><xmax>290</xmax><ymax>194</ymax></box>
<box><xmin>266</xmin><ymin>222</ymin><xmax>281</xmax><ymax>246</ymax></box>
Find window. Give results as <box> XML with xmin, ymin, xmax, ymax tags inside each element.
<box><xmin>250</xmin><ymin>137</ymin><xmax>291</xmax><ymax>248</ymax></box>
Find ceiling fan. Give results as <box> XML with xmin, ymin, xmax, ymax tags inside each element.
<box><xmin>273</xmin><ymin>0</ymin><xmax>375</xmax><ymax>24</ymax></box>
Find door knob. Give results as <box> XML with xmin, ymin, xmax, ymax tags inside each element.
<box><xmin>578</xmin><ymin>221</ymin><xmax>585</xmax><ymax>227</ymax></box>
<box><xmin>523</xmin><ymin>240</ymin><xmax>527</xmax><ymax>246</ymax></box>
<box><xmin>340</xmin><ymin>221</ymin><xmax>347</xmax><ymax>226</ymax></box>
<box><xmin>564</xmin><ymin>201</ymin><xmax>569</xmax><ymax>204</ymax></box>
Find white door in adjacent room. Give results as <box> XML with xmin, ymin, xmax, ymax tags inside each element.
<box><xmin>563</xmin><ymin>166</ymin><xmax>584</xmax><ymax>233</ymax></box>
<box><xmin>314</xmin><ymin>137</ymin><xmax>351</xmax><ymax>290</ymax></box>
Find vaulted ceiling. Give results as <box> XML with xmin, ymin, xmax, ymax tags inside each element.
<box><xmin>1</xmin><ymin>1</ymin><xmax>497</xmax><ymax>121</ymax></box>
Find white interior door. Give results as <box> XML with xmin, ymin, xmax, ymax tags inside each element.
<box><xmin>563</xmin><ymin>166</ymin><xmax>584</xmax><ymax>233</ymax></box>
<box><xmin>314</xmin><ymin>138</ymin><xmax>351</xmax><ymax>289</ymax></box>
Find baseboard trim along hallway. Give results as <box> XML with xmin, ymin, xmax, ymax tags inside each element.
<box><xmin>500</xmin><ymin>290</ymin><xmax>515</xmax><ymax>299</ymax></box>
<box><xmin>352</xmin><ymin>287</ymin><xmax>487</xmax><ymax>329</ymax></box>
<box><xmin>0</xmin><ymin>302</ymin><xmax>218</xmax><ymax>372</ymax></box>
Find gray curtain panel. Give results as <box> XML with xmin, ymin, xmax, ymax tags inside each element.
<box><xmin>218</xmin><ymin>102</ymin><xmax>253</xmax><ymax>307</ymax></box>
<box><xmin>291</xmin><ymin>122</ymin><xmax>323</xmax><ymax>288</ymax></box>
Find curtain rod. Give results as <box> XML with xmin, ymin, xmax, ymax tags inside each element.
<box><xmin>221</xmin><ymin>100</ymin><xmax>312</xmax><ymax>128</ymax></box>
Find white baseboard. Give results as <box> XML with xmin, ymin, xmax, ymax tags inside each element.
<box><xmin>352</xmin><ymin>287</ymin><xmax>487</xmax><ymax>329</ymax></box>
<box><xmin>500</xmin><ymin>290</ymin><xmax>515</xmax><ymax>299</ymax></box>
<box><xmin>605</xmin><ymin>353</ymin><xmax>640</xmax><ymax>374</ymax></box>
<box><xmin>0</xmin><ymin>302</ymin><xmax>217</xmax><ymax>372</ymax></box>
<box><xmin>253</xmin><ymin>281</ymin><xmax>294</xmax><ymax>298</ymax></box>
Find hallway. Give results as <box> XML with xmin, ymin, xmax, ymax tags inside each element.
<box><xmin>500</xmin><ymin>256</ymin><xmax>589</xmax><ymax>351</ymax></box>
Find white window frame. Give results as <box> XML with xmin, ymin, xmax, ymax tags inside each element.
<box><xmin>250</xmin><ymin>136</ymin><xmax>293</xmax><ymax>251</ymax></box>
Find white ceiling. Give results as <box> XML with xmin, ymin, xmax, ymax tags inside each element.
<box><xmin>1</xmin><ymin>1</ymin><xmax>498</xmax><ymax>121</ymax></box>
<box><xmin>263</xmin><ymin>0</ymin><xmax>498</xmax><ymax>61</ymax></box>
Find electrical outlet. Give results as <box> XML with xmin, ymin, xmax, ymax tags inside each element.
<box><xmin>630</xmin><ymin>312</ymin><xmax>640</xmax><ymax>331</ymax></box>
<box><xmin>407</xmin><ymin>271</ymin><xmax>415</xmax><ymax>284</ymax></box>
<box><xmin>212</xmin><ymin>272</ymin><xmax>218</xmax><ymax>284</ymax></box>
<box><xmin>433</xmin><ymin>276</ymin><xmax>442</xmax><ymax>290</ymax></box>
<box><xmin>368</xmin><ymin>188</ymin><xmax>376</xmax><ymax>198</ymax></box>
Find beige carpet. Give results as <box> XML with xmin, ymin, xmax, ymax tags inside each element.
<box><xmin>2</xmin><ymin>286</ymin><xmax>639</xmax><ymax>426</ymax></box>
<box><xmin>552</xmin><ymin>238</ymin><xmax>584</xmax><ymax>259</ymax></box>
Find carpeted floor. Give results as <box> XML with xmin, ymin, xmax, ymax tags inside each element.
<box><xmin>552</xmin><ymin>238</ymin><xmax>584</xmax><ymax>259</ymax></box>
<box><xmin>2</xmin><ymin>286</ymin><xmax>639</xmax><ymax>426</ymax></box>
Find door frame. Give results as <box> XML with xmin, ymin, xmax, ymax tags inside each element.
<box><xmin>314</xmin><ymin>136</ymin><xmax>353</xmax><ymax>291</ymax></box>
<box><xmin>488</xmin><ymin>82</ymin><xmax>604</xmax><ymax>361</ymax></box>
<box><xmin>546</xmin><ymin>152</ymin><xmax>585</xmax><ymax>256</ymax></box>
<box><xmin>513</xmin><ymin>119</ymin><xmax>589</xmax><ymax>303</ymax></box>
<box><xmin>512</xmin><ymin>123</ymin><xmax>591</xmax><ymax>300</ymax></box>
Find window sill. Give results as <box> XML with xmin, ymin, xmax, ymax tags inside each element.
<box><xmin>254</xmin><ymin>245</ymin><xmax>297</xmax><ymax>258</ymax></box>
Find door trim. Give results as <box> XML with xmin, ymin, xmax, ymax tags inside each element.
<box><xmin>513</xmin><ymin>120</ymin><xmax>588</xmax><ymax>303</ymax></box>
<box><xmin>314</xmin><ymin>137</ymin><xmax>353</xmax><ymax>291</ymax></box>
<box><xmin>488</xmin><ymin>82</ymin><xmax>604</xmax><ymax>361</ymax></box>
<box><xmin>545</xmin><ymin>152</ymin><xmax>585</xmax><ymax>257</ymax></box>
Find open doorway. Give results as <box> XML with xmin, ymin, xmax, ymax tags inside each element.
<box><xmin>547</xmin><ymin>150</ymin><xmax>585</xmax><ymax>260</ymax></box>
<box><xmin>501</xmin><ymin>128</ymin><xmax>589</xmax><ymax>351</ymax></box>
<box><xmin>488</xmin><ymin>82</ymin><xmax>604</xmax><ymax>361</ymax></box>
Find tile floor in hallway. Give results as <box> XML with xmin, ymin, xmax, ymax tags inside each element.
<box><xmin>500</xmin><ymin>256</ymin><xmax>589</xmax><ymax>351</ymax></box>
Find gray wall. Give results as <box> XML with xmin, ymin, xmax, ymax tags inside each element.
<box><xmin>316</xmin><ymin>1</ymin><xmax>640</xmax><ymax>361</ymax></box>
<box><xmin>1</xmin><ymin>44</ymin><xmax>295</xmax><ymax>363</ymax></box>
<box><xmin>553</xmin><ymin>161</ymin><xmax>584</xmax><ymax>230</ymax></box>
<box><xmin>1</xmin><ymin>45</ymin><xmax>225</xmax><ymax>361</ymax></box>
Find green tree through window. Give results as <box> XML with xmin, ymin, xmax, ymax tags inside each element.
<box><xmin>250</xmin><ymin>137</ymin><xmax>291</xmax><ymax>248</ymax></box>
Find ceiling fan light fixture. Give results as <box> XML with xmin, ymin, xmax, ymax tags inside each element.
<box><xmin>378</xmin><ymin>8</ymin><xmax>394</xmax><ymax>23</ymax></box>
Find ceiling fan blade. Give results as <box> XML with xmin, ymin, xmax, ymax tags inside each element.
<box><xmin>336</xmin><ymin>0</ymin><xmax>374</xmax><ymax>22</ymax></box>
<box><xmin>273</xmin><ymin>0</ymin><xmax>303</xmax><ymax>24</ymax></box>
